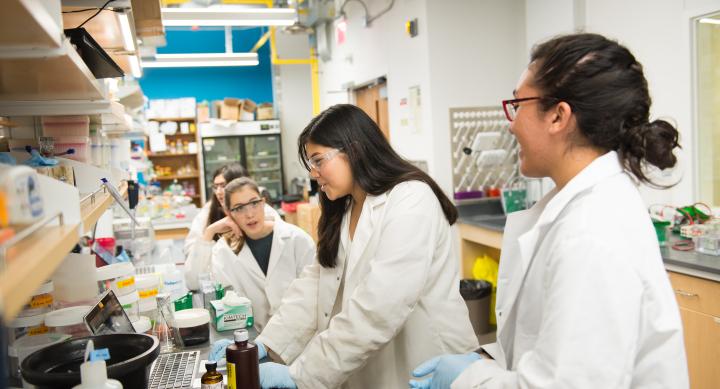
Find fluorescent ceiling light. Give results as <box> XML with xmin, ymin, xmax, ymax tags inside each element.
<box><xmin>118</xmin><ymin>12</ymin><xmax>136</xmax><ymax>51</ymax></box>
<box><xmin>699</xmin><ymin>18</ymin><xmax>720</xmax><ymax>25</ymax></box>
<box><xmin>141</xmin><ymin>53</ymin><xmax>259</xmax><ymax>68</ymax></box>
<box><xmin>161</xmin><ymin>7</ymin><xmax>297</xmax><ymax>27</ymax></box>
<box><xmin>128</xmin><ymin>55</ymin><xmax>143</xmax><ymax>78</ymax></box>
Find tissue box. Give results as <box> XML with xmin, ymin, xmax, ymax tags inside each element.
<box><xmin>209</xmin><ymin>300</ymin><xmax>254</xmax><ymax>331</ymax></box>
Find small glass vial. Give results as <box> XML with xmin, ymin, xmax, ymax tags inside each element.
<box><xmin>201</xmin><ymin>361</ymin><xmax>223</xmax><ymax>389</ymax></box>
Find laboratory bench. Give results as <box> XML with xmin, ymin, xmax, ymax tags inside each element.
<box><xmin>456</xmin><ymin>201</ymin><xmax>720</xmax><ymax>389</ymax></box>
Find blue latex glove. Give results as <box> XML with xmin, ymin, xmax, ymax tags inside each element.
<box><xmin>409</xmin><ymin>353</ymin><xmax>482</xmax><ymax>389</ymax></box>
<box><xmin>209</xmin><ymin>339</ymin><xmax>233</xmax><ymax>366</ymax></box>
<box><xmin>209</xmin><ymin>339</ymin><xmax>267</xmax><ymax>366</ymax></box>
<box><xmin>255</xmin><ymin>340</ymin><xmax>267</xmax><ymax>360</ymax></box>
<box><xmin>259</xmin><ymin>362</ymin><xmax>296</xmax><ymax>389</ymax></box>
<box><xmin>24</xmin><ymin>149</ymin><xmax>58</xmax><ymax>167</ymax></box>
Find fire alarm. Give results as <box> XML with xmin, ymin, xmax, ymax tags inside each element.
<box><xmin>406</xmin><ymin>18</ymin><xmax>418</xmax><ymax>37</ymax></box>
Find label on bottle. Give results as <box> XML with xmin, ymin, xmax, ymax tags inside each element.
<box><xmin>201</xmin><ymin>383</ymin><xmax>222</xmax><ymax>389</ymax></box>
<box><xmin>227</xmin><ymin>362</ymin><xmax>236</xmax><ymax>389</ymax></box>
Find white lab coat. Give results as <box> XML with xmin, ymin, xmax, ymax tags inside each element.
<box><xmin>183</xmin><ymin>201</ymin><xmax>280</xmax><ymax>278</ymax></box>
<box><xmin>185</xmin><ymin>218</ymin><xmax>315</xmax><ymax>331</ymax></box>
<box><xmin>453</xmin><ymin>151</ymin><xmax>688</xmax><ymax>389</ymax></box>
<box><xmin>256</xmin><ymin>181</ymin><xmax>479</xmax><ymax>389</ymax></box>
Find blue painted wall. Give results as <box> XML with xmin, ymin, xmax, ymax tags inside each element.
<box><xmin>139</xmin><ymin>27</ymin><xmax>273</xmax><ymax>103</ymax></box>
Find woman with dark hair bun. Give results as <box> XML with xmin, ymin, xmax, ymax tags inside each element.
<box><xmin>252</xmin><ymin>104</ymin><xmax>479</xmax><ymax>388</ymax></box>
<box><xmin>411</xmin><ymin>33</ymin><xmax>688</xmax><ymax>389</ymax></box>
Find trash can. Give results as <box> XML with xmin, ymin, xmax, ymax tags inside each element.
<box><xmin>460</xmin><ymin>279</ymin><xmax>493</xmax><ymax>336</ymax></box>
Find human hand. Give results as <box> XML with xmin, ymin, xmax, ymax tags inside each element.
<box><xmin>408</xmin><ymin>352</ymin><xmax>481</xmax><ymax>389</ymax></box>
<box><xmin>203</xmin><ymin>216</ymin><xmax>242</xmax><ymax>241</ymax></box>
<box><xmin>209</xmin><ymin>339</ymin><xmax>233</xmax><ymax>366</ymax></box>
<box><xmin>255</xmin><ymin>340</ymin><xmax>267</xmax><ymax>360</ymax></box>
<box><xmin>259</xmin><ymin>362</ymin><xmax>297</xmax><ymax>389</ymax></box>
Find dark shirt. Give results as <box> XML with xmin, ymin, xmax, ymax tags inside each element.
<box><xmin>245</xmin><ymin>231</ymin><xmax>274</xmax><ymax>275</ymax></box>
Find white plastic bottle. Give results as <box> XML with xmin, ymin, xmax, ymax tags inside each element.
<box><xmin>73</xmin><ymin>341</ymin><xmax>123</xmax><ymax>389</ymax></box>
<box><xmin>72</xmin><ymin>359</ymin><xmax>123</xmax><ymax>389</ymax></box>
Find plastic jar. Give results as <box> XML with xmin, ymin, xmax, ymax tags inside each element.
<box><xmin>96</xmin><ymin>262</ymin><xmax>136</xmax><ymax>297</ymax></box>
<box><xmin>7</xmin><ymin>313</ymin><xmax>48</xmax><ymax>346</ymax></box>
<box><xmin>7</xmin><ymin>332</ymin><xmax>71</xmax><ymax>387</ymax></box>
<box><xmin>174</xmin><ymin>308</ymin><xmax>210</xmax><ymax>346</ymax></box>
<box><xmin>44</xmin><ymin>306</ymin><xmax>92</xmax><ymax>338</ymax></box>
<box><xmin>135</xmin><ymin>274</ymin><xmax>159</xmax><ymax>312</ymax></box>
<box><xmin>18</xmin><ymin>281</ymin><xmax>55</xmax><ymax>317</ymax></box>
<box><xmin>118</xmin><ymin>291</ymin><xmax>140</xmax><ymax>321</ymax></box>
<box><xmin>131</xmin><ymin>316</ymin><xmax>152</xmax><ymax>335</ymax></box>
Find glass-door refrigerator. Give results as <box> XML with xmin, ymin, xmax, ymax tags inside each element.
<box><xmin>199</xmin><ymin>120</ymin><xmax>283</xmax><ymax>202</ymax></box>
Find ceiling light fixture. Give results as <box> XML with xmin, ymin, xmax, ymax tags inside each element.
<box><xmin>161</xmin><ymin>7</ymin><xmax>297</xmax><ymax>27</ymax></box>
<box><xmin>117</xmin><ymin>12</ymin><xmax>136</xmax><ymax>52</ymax></box>
<box><xmin>141</xmin><ymin>53</ymin><xmax>259</xmax><ymax>68</ymax></box>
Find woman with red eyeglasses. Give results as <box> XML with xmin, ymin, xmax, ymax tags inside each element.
<box><xmin>410</xmin><ymin>33</ymin><xmax>688</xmax><ymax>389</ymax></box>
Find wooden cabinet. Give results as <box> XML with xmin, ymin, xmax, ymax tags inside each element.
<box><xmin>669</xmin><ymin>271</ymin><xmax>720</xmax><ymax>389</ymax></box>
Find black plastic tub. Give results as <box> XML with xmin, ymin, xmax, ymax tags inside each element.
<box><xmin>21</xmin><ymin>333</ymin><xmax>159</xmax><ymax>389</ymax></box>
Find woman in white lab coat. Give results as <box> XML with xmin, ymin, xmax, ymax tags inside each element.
<box><xmin>184</xmin><ymin>163</ymin><xmax>279</xmax><ymax>289</ymax></box>
<box><xmin>253</xmin><ymin>104</ymin><xmax>479</xmax><ymax>389</ymax></box>
<box><xmin>410</xmin><ymin>33</ymin><xmax>689</xmax><ymax>389</ymax></box>
<box><xmin>186</xmin><ymin>177</ymin><xmax>315</xmax><ymax>330</ymax></box>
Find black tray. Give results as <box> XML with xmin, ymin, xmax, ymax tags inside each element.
<box><xmin>64</xmin><ymin>27</ymin><xmax>125</xmax><ymax>79</ymax></box>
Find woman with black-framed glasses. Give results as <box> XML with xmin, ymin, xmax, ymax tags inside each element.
<box><xmin>187</xmin><ymin>177</ymin><xmax>316</xmax><ymax>333</ymax></box>
<box><xmin>411</xmin><ymin>33</ymin><xmax>688</xmax><ymax>389</ymax></box>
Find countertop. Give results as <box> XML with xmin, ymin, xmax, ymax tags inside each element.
<box><xmin>456</xmin><ymin>199</ymin><xmax>720</xmax><ymax>280</ymax></box>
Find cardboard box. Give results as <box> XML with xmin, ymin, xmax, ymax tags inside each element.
<box><xmin>257</xmin><ymin>103</ymin><xmax>274</xmax><ymax>120</ymax></box>
<box><xmin>297</xmin><ymin>203</ymin><xmax>321</xmax><ymax>242</ymax></box>
<box><xmin>197</xmin><ymin>102</ymin><xmax>209</xmax><ymax>123</ymax></box>
<box><xmin>239</xmin><ymin>99</ymin><xmax>256</xmax><ymax>121</ymax></box>
<box><xmin>221</xmin><ymin>98</ymin><xmax>241</xmax><ymax>121</ymax></box>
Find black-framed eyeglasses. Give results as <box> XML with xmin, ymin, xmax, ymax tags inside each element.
<box><xmin>229</xmin><ymin>199</ymin><xmax>263</xmax><ymax>215</ymax></box>
<box><xmin>501</xmin><ymin>97</ymin><xmax>543</xmax><ymax>122</ymax></box>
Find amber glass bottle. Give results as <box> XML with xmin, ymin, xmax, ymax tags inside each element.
<box><xmin>226</xmin><ymin>329</ymin><xmax>260</xmax><ymax>389</ymax></box>
<box><xmin>201</xmin><ymin>361</ymin><xmax>223</xmax><ymax>389</ymax></box>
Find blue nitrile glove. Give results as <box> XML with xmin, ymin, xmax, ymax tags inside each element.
<box><xmin>255</xmin><ymin>340</ymin><xmax>267</xmax><ymax>360</ymax></box>
<box><xmin>259</xmin><ymin>362</ymin><xmax>297</xmax><ymax>389</ymax></box>
<box><xmin>409</xmin><ymin>353</ymin><xmax>482</xmax><ymax>389</ymax></box>
<box><xmin>24</xmin><ymin>149</ymin><xmax>58</xmax><ymax>167</ymax></box>
<box><xmin>209</xmin><ymin>339</ymin><xmax>233</xmax><ymax>366</ymax></box>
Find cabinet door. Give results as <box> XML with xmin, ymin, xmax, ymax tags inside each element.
<box><xmin>679</xmin><ymin>307</ymin><xmax>720</xmax><ymax>389</ymax></box>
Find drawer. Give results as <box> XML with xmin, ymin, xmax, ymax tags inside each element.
<box><xmin>668</xmin><ymin>271</ymin><xmax>720</xmax><ymax>316</ymax></box>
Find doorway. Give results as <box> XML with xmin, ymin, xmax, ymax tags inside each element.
<box><xmin>353</xmin><ymin>78</ymin><xmax>389</xmax><ymax>139</ymax></box>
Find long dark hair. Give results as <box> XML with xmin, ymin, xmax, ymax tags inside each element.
<box><xmin>207</xmin><ymin>163</ymin><xmax>248</xmax><ymax>241</ymax></box>
<box><xmin>298</xmin><ymin>104</ymin><xmax>457</xmax><ymax>268</ymax></box>
<box><xmin>530</xmin><ymin>33</ymin><xmax>680</xmax><ymax>187</ymax></box>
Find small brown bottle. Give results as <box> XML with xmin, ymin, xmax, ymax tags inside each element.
<box><xmin>201</xmin><ymin>361</ymin><xmax>223</xmax><ymax>389</ymax></box>
<box><xmin>226</xmin><ymin>329</ymin><xmax>260</xmax><ymax>389</ymax></box>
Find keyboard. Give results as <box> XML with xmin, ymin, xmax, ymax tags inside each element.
<box><xmin>147</xmin><ymin>350</ymin><xmax>199</xmax><ymax>389</ymax></box>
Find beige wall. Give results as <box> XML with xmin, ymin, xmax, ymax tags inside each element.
<box><xmin>697</xmin><ymin>19</ymin><xmax>720</xmax><ymax>205</ymax></box>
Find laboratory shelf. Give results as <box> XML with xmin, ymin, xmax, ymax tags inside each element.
<box><xmin>80</xmin><ymin>181</ymin><xmax>128</xmax><ymax>235</ymax></box>
<box><xmin>148</xmin><ymin>117</ymin><xmax>196</xmax><ymax>122</ymax></box>
<box><xmin>249</xmin><ymin>167</ymin><xmax>281</xmax><ymax>173</ymax></box>
<box><xmin>0</xmin><ymin>38</ymin><xmax>106</xmax><ymax>102</ymax></box>
<box><xmin>0</xmin><ymin>99</ymin><xmax>132</xmax><ymax>133</ymax></box>
<box><xmin>0</xmin><ymin>0</ymin><xmax>63</xmax><ymax>50</ymax></box>
<box><xmin>0</xmin><ymin>223</ymin><xmax>80</xmax><ymax>320</ymax></box>
<box><xmin>147</xmin><ymin>152</ymin><xmax>198</xmax><ymax>158</ymax></box>
<box><xmin>156</xmin><ymin>174</ymin><xmax>200</xmax><ymax>181</ymax></box>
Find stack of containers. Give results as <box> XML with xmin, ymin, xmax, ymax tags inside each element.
<box><xmin>6</xmin><ymin>281</ymin><xmax>55</xmax><ymax>347</ymax></box>
<box><xmin>96</xmin><ymin>262</ymin><xmax>138</xmax><ymax>321</ymax></box>
<box><xmin>41</xmin><ymin>116</ymin><xmax>90</xmax><ymax>163</ymax></box>
<box><xmin>44</xmin><ymin>306</ymin><xmax>92</xmax><ymax>338</ymax></box>
<box><xmin>135</xmin><ymin>274</ymin><xmax>160</xmax><ymax>324</ymax></box>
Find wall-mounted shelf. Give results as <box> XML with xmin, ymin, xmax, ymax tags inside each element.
<box><xmin>148</xmin><ymin>117</ymin><xmax>196</xmax><ymax>122</ymax></box>
<box><xmin>0</xmin><ymin>0</ymin><xmax>63</xmax><ymax>50</ymax></box>
<box><xmin>155</xmin><ymin>174</ymin><xmax>199</xmax><ymax>181</ymax></box>
<box><xmin>80</xmin><ymin>181</ymin><xmax>128</xmax><ymax>234</ymax></box>
<box><xmin>0</xmin><ymin>99</ymin><xmax>132</xmax><ymax>133</ymax></box>
<box><xmin>148</xmin><ymin>152</ymin><xmax>197</xmax><ymax>157</ymax></box>
<box><xmin>0</xmin><ymin>38</ymin><xmax>106</xmax><ymax>102</ymax></box>
<box><xmin>0</xmin><ymin>222</ymin><xmax>81</xmax><ymax>320</ymax></box>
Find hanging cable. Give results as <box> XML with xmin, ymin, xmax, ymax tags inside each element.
<box><xmin>76</xmin><ymin>0</ymin><xmax>115</xmax><ymax>29</ymax></box>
